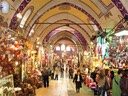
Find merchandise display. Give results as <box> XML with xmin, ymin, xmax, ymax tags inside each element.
<box><xmin>0</xmin><ymin>75</ymin><xmax>15</xmax><ymax>96</ymax></box>
<box><xmin>108</xmin><ymin>36</ymin><xmax>128</xmax><ymax>68</ymax></box>
<box><xmin>0</xmin><ymin>1</ymin><xmax>128</xmax><ymax>96</ymax></box>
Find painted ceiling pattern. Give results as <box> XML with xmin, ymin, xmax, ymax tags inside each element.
<box><xmin>1</xmin><ymin>0</ymin><xmax>128</xmax><ymax>47</ymax></box>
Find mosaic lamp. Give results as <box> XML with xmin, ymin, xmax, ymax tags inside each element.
<box><xmin>0</xmin><ymin>1</ymin><xmax>9</xmax><ymax>14</ymax></box>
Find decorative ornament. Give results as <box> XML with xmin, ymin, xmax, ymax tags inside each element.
<box><xmin>0</xmin><ymin>65</ymin><xmax>3</xmax><ymax>72</ymax></box>
<box><xmin>2</xmin><ymin>54</ymin><xmax>5</xmax><ymax>60</ymax></box>
<box><xmin>5</xmin><ymin>50</ymin><xmax>10</xmax><ymax>54</ymax></box>
<box><xmin>20</xmin><ymin>46</ymin><xmax>23</xmax><ymax>50</ymax></box>
<box><xmin>0</xmin><ymin>1</ymin><xmax>9</xmax><ymax>14</ymax></box>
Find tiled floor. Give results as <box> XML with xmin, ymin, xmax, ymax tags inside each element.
<box><xmin>36</xmin><ymin>74</ymin><xmax>94</xmax><ymax>96</ymax></box>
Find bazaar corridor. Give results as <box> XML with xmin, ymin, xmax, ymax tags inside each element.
<box><xmin>1</xmin><ymin>1</ymin><xmax>128</xmax><ymax>96</ymax></box>
<box><xmin>36</xmin><ymin>74</ymin><xmax>93</xmax><ymax>96</ymax></box>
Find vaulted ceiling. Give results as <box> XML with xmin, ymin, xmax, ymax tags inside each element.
<box><xmin>1</xmin><ymin>0</ymin><xmax>128</xmax><ymax>49</ymax></box>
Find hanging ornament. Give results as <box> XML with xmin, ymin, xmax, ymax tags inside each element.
<box><xmin>1</xmin><ymin>34</ymin><xmax>5</xmax><ymax>40</ymax></box>
<box><xmin>0</xmin><ymin>66</ymin><xmax>3</xmax><ymax>72</ymax></box>
<box><xmin>8</xmin><ymin>35</ymin><xmax>11</xmax><ymax>39</ymax></box>
<box><xmin>2</xmin><ymin>54</ymin><xmax>5</xmax><ymax>60</ymax></box>
<box><xmin>0</xmin><ymin>1</ymin><xmax>9</xmax><ymax>14</ymax></box>
<box><xmin>0</xmin><ymin>39</ymin><xmax>2</xmax><ymax>43</ymax></box>
<box><xmin>5</xmin><ymin>50</ymin><xmax>10</xmax><ymax>54</ymax></box>
<box><xmin>20</xmin><ymin>46</ymin><xmax>23</xmax><ymax>50</ymax></box>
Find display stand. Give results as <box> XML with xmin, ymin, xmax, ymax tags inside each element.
<box><xmin>0</xmin><ymin>75</ymin><xmax>15</xmax><ymax>96</ymax></box>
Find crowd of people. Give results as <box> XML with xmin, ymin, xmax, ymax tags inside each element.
<box><xmin>40</xmin><ymin>63</ymin><xmax>122</xmax><ymax>96</ymax></box>
<box><xmin>40</xmin><ymin>62</ymin><xmax>85</xmax><ymax>93</ymax></box>
<box><xmin>90</xmin><ymin>67</ymin><xmax>128</xmax><ymax>96</ymax></box>
<box><xmin>21</xmin><ymin>61</ymin><xmax>128</xmax><ymax>96</ymax></box>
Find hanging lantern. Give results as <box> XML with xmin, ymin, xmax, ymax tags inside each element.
<box><xmin>0</xmin><ymin>1</ymin><xmax>9</xmax><ymax>14</ymax></box>
<box><xmin>0</xmin><ymin>66</ymin><xmax>3</xmax><ymax>72</ymax></box>
<box><xmin>5</xmin><ymin>50</ymin><xmax>10</xmax><ymax>54</ymax></box>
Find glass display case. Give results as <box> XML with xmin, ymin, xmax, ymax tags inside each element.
<box><xmin>0</xmin><ymin>75</ymin><xmax>15</xmax><ymax>96</ymax></box>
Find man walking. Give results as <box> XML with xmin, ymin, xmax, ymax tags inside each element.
<box><xmin>42</xmin><ymin>66</ymin><xmax>49</xmax><ymax>87</ymax></box>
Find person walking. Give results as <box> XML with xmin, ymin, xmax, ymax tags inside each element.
<box><xmin>120</xmin><ymin>70</ymin><xmax>128</xmax><ymax>96</ymax></box>
<box><xmin>54</xmin><ymin>66</ymin><xmax>59</xmax><ymax>80</ymax></box>
<box><xmin>60</xmin><ymin>65</ymin><xmax>64</xmax><ymax>78</ymax></box>
<box><xmin>73</xmin><ymin>70</ymin><xmax>83</xmax><ymax>93</ymax></box>
<box><xmin>96</xmin><ymin>69</ymin><xmax>106</xmax><ymax>96</ymax></box>
<box><xmin>90</xmin><ymin>67</ymin><xmax>99</xmax><ymax>95</ymax></box>
<box><xmin>51</xmin><ymin>68</ymin><xmax>54</xmax><ymax>80</ymax></box>
<box><xmin>112</xmin><ymin>69</ymin><xmax>122</xmax><ymax>96</ymax></box>
<box><xmin>41</xmin><ymin>67</ymin><xmax>49</xmax><ymax>87</ymax></box>
<box><xmin>104</xmin><ymin>69</ymin><xmax>111</xmax><ymax>96</ymax></box>
<box><xmin>69</xmin><ymin>67</ymin><xmax>73</xmax><ymax>79</ymax></box>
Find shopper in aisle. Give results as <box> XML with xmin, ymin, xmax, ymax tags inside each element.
<box><xmin>60</xmin><ymin>64</ymin><xmax>64</xmax><ymax>78</ymax></box>
<box><xmin>41</xmin><ymin>66</ymin><xmax>49</xmax><ymax>88</ymax></box>
<box><xmin>69</xmin><ymin>66</ymin><xmax>73</xmax><ymax>79</ymax></box>
<box><xmin>51</xmin><ymin>68</ymin><xmax>54</xmax><ymax>80</ymax></box>
<box><xmin>73</xmin><ymin>70</ymin><xmax>83</xmax><ymax>93</ymax></box>
<box><xmin>112</xmin><ymin>69</ymin><xmax>122</xmax><ymax>96</ymax></box>
<box><xmin>73</xmin><ymin>67</ymin><xmax>78</xmax><ymax>78</ymax></box>
<box><xmin>120</xmin><ymin>70</ymin><xmax>128</xmax><ymax>96</ymax></box>
<box><xmin>54</xmin><ymin>66</ymin><xmax>59</xmax><ymax>80</ymax></box>
<box><xmin>104</xmin><ymin>69</ymin><xmax>111</xmax><ymax>96</ymax></box>
<box><xmin>90</xmin><ymin>67</ymin><xmax>99</xmax><ymax>95</ymax></box>
<box><xmin>91</xmin><ymin>67</ymin><xmax>99</xmax><ymax>82</ymax></box>
<box><xmin>95</xmin><ymin>69</ymin><xmax>106</xmax><ymax>96</ymax></box>
<box><xmin>110</xmin><ymin>70</ymin><xmax>114</xmax><ymax>89</ymax></box>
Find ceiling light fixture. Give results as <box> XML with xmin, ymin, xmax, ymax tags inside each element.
<box><xmin>0</xmin><ymin>1</ymin><xmax>9</xmax><ymax>14</ymax></box>
<box><xmin>115</xmin><ymin>29</ymin><xmax>128</xmax><ymax>36</ymax></box>
<box><xmin>2</xmin><ymin>1</ymin><xmax>23</xmax><ymax>18</ymax></box>
<box><xmin>16</xmin><ymin>12</ymin><xmax>22</xmax><ymax>19</ymax></box>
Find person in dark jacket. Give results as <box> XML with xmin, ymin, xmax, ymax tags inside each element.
<box><xmin>90</xmin><ymin>67</ymin><xmax>99</xmax><ymax>82</ymax></box>
<box><xmin>73</xmin><ymin>70</ymin><xmax>83</xmax><ymax>93</ymax></box>
<box><xmin>120</xmin><ymin>70</ymin><xmax>128</xmax><ymax>96</ymax></box>
<box><xmin>69</xmin><ymin>67</ymin><xmax>73</xmax><ymax>79</ymax></box>
<box><xmin>42</xmin><ymin>67</ymin><xmax>49</xmax><ymax>87</ymax></box>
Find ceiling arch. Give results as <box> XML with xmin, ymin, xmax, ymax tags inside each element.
<box><xmin>48</xmin><ymin>31</ymin><xmax>81</xmax><ymax>47</ymax></box>
<box><xmin>23</xmin><ymin>1</ymin><xmax>102</xmax><ymax>37</ymax></box>
<box><xmin>36</xmin><ymin>20</ymin><xmax>89</xmax><ymax>45</ymax></box>
<box><xmin>40</xmin><ymin>23</ymin><xmax>87</xmax><ymax>46</ymax></box>
<box><xmin>9</xmin><ymin>0</ymin><xmax>127</xmax><ymax>35</ymax></box>
<box><xmin>112</xmin><ymin>0</ymin><xmax>128</xmax><ymax>17</ymax></box>
<box><xmin>33</xmin><ymin>13</ymin><xmax>92</xmax><ymax>37</ymax></box>
<box><xmin>6</xmin><ymin>0</ymin><xmax>128</xmax><ymax>50</ymax></box>
<box><xmin>46</xmin><ymin>29</ymin><xmax>84</xmax><ymax>45</ymax></box>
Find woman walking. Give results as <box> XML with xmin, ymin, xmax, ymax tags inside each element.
<box><xmin>96</xmin><ymin>69</ymin><xmax>106</xmax><ymax>96</ymax></box>
<box><xmin>104</xmin><ymin>69</ymin><xmax>111</xmax><ymax>96</ymax></box>
<box><xmin>54</xmin><ymin>66</ymin><xmax>59</xmax><ymax>80</ymax></box>
<box><xmin>112</xmin><ymin>69</ymin><xmax>122</xmax><ymax>96</ymax></box>
<box><xmin>73</xmin><ymin>70</ymin><xmax>83</xmax><ymax>93</ymax></box>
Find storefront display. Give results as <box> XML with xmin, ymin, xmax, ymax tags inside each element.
<box><xmin>0</xmin><ymin>75</ymin><xmax>15</xmax><ymax>96</ymax></box>
<box><xmin>96</xmin><ymin>36</ymin><xmax>109</xmax><ymax>59</ymax></box>
<box><xmin>91</xmin><ymin>36</ymin><xmax>110</xmax><ymax>69</ymax></box>
<box><xmin>108</xmin><ymin>36</ymin><xmax>128</xmax><ymax>68</ymax></box>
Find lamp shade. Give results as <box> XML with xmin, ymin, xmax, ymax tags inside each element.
<box><xmin>1</xmin><ymin>1</ymin><xmax>9</xmax><ymax>14</ymax></box>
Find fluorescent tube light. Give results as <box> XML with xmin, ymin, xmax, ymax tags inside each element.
<box><xmin>115</xmin><ymin>30</ymin><xmax>128</xmax><ymax>36</ymax></box>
